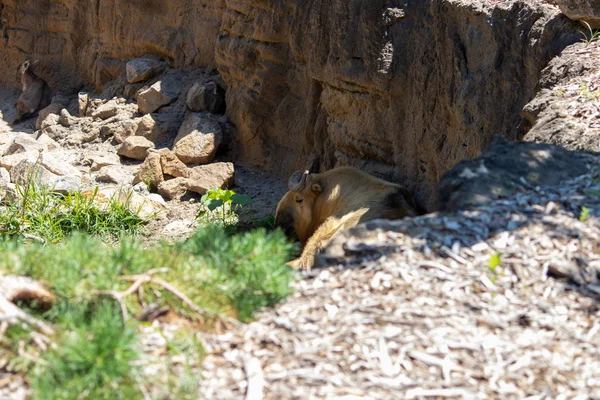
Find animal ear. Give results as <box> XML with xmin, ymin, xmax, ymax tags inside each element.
<box><xmin>307</xmin><ymin>152</ymin><xmax>320</xmax><ymax>174</ymax></box>
<box><xmin>310</xmin><ymin>182</ymin><xmax>322</xmax><ymax>194</ymax></box>
<box><xmin>32</xmin><ymin>59</ymin><xmax>40</xmax><ymax>66</ymax></box>
<box><xmin>22</xmin><ymin>60</ymin><xmax>30</xmax><ymax>69</ymax></box>
<box><xmin>288</xmin><ymin>170</ymin><xmax>307</xmax><ymax>192</ymax></box>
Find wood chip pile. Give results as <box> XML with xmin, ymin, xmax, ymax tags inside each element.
<box><xmin>199</xmin><ymin>155</ymin><xmax>600</xmax><ymax>399</ymax></box>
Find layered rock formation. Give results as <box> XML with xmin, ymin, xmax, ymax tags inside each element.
<box><xmin>0</xmin><ymin>0</ymin><xmax>583</xmax><ymax>208</ymax></box>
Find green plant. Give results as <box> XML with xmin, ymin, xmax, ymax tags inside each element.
<box><xmin>488</xmin><ymin>252</ymin><xmax>502</xmax><ymax>283</ymax></box>
<box><xmin>197</xmin><ymin>188</ymin><xmax>252</xmax><ymax>228</ymax></box>
<box><xmin>0</xmin><ymin>184</ymin><xmax>145</xmax><ymax>243</ymax></box>
<box><xmin>579</xmin><ymin>21</ymin><xmax>600</xmax><ymax>44</ymax></box>
<box><xmin>580</xmin><ymin>206</ymin><xmax>591</xmax><ymax>222</ymax></box>
<box><xmin>29</xmin><ymin>302</ymin><xmax>140</xmax><ymax>400</ymax></box>
<box><xmin>579</xmin><ymin>82</ymin><xmax>600</xmax><ymax>101</ymax></box>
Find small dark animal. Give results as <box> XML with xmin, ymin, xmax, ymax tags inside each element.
<box><xmin>10</xmin><ymin>60</ymin><xmax>52</xmax><ymax>125</ymax></box>
<box><xmin>275</xmin><ymin>156</ymin><xmax>419</xmax><ymax>270</ymax></box>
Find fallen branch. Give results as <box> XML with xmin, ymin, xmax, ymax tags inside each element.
<box><xmin>120</xmin><ymin>274</ymin><xmax>244</xmax><ymax>328</ymax></box>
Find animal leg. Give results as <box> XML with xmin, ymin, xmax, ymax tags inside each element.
<box><xmin>289</xmin><ymin>213</ymin><xmax>359</xmax><ymax>271</ymax></box>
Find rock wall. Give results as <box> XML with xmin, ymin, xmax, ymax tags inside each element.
<box><xmin>0</xmin><ymin>0</ymin><xmax>224</xmax><ymax>90</ymax></box>
<box><xmin>0</xmin><ymin>0</ymin><xmax>581</xmax><ymax>208</ymax></box>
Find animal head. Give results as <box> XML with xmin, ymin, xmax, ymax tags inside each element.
<box><xmin>16</xmin><ymin>60</ymin><xmax>39</xmax><ymax>81</ymax></box>
<box><xmin>274</xmin><ymin>154</ymin><xmax>322</xmax><ymax>245</ymax></box>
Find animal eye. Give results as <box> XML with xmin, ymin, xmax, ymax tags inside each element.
<box><xmin>295</xmin><ymin>198</ymin><xmax>303</xmax><ymax>203</ymax></box>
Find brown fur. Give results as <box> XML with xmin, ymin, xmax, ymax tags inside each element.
<box><xmin>11</xmin><ymin>60</ymin><xmax>52</xmax><ymax>125</ymax></box>
<box><xmin>275</xmin><ymin>166</ymin><xmax>418</xmax><ymax>270</ymax></box>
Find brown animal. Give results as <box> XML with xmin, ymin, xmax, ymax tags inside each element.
<box><xmin>275</xmin><ymin>157</ymin><xmax>419</xmax><ymax>270</ymax></box>
<box><xmin>11</xmin><ymin>60</ymin><xmax>52</xmax><ymax>125</ymax></box>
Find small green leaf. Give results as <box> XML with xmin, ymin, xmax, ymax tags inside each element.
<box><xmin>231</xmin><ymin>194</ymin><xmax>252</xmax><ymax>205</ymax></box>
<box><xmin>489</xmin><ymin>252</ymin><xmax>501</xmax><ymax>272</ymax></box>
<box><xmin>580</xmin><ymin>206</ymin><xmax>591</xmax><ymax>222</ymax></box>
<box><xmin>205</xmin><ymin>199</ymin><xmax>224</xmax><ymax>211</ymax></box>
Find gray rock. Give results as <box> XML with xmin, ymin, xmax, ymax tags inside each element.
<box><xmin>118</xmin><ymin>136</ymin><xmax>155</xmax><ymax>160</ymax></box>
<box><xmin>172</xmin><ymin>113</ymin><xmax>222</xmax><ymax>164</ymax></box>
<box><xmin>51</xmin><ymin>175</ymin><xmax>82</xmax><ymax>194</ymax></box>
<box><xmin>126</xmin><ymin>58</ymin><xmax>166</xmax><ymax>84</ymax></box>
<box><xmin>436</xmin><ymin>137</ymin><xmax>589</xmax><ymax>212</ymax></box>
<box><xmin>186</xmin><ymin>81</ymin><xmax>225</xmax><ymax>113</ymax></box>
<box><xmin>39</xmin><ymin>113</ymin><xmax>60</xmax><ymax>130</ymax></box>
<box><xmin>84</xmin><ymin>152</ymin><xmax>121</xmax><ymax>172</ymax></box>
<box><xmin>137</xmin><ymin>77</ymin><xmax>181</xmax><ymax>114</ymax></box>
<box><xmin>555</xmin><ymin>0</ymin><xmax>600</xmax><ymax>28</ymax></box>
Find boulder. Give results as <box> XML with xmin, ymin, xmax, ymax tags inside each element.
<box><xmin>155</xmin><ymin>148</ymin><xmax>189</xmax><ymax>178</ymax></box>
<box><xmin>186</xmin><ymin>162</ymin><xmax>235</xmax><ymax>195</ymax></box>
<box><xmin>3</xmin><ymin>134</ymin><xmax>45</xmax><ymax>156</ymax></box>
<box><xmin>132</xmin><ymin>152</ymin><xmax>164</xmax><ymax>190</ymax></box>
<box><xmin>92</xmin><ymin>99</ymin><xmax>119</xmax><ymax>120</ymax></box>
<box><xmin>36</xmin><ymin>133</ymin><xmax>60</xmax><ymax>151</ymax></box>
<box><xmin>39</xmin><ymin>113</ymin><xmax>60</xmax><ymax>130</ymax></box>
<box><xmin>137</xmin><ymin>77</ymin><xmax>181</xmax><ymax>114</ymax></box>
<box><xmin>172</xmin><ymin>113</ymin><xmax>222</xmax><ymax>164</ymax></box>
<box><xmin>555</xmin><ymin>0</ymin><xmax>600</xmax><ymax>28</ymax></box>
<box><xmin>118</xmin><ymin>136</ymin><xmax>155</xmax><ymax>160</ymax></box>
<box><xmin>436</xmin><ymin>137</ymin><xmax>589</xmax><ymax>212</ymax></box>
<box><xmin>39</xmin><ymin>153</ymin><xmax>81</xmax><ymax>178</ymax></box>
<box><xmin>186</xmin><ymin>81</ymin><xmax>225</xmax><ymax>113</ymax></box>
<box><xmin>134</xmin><ymin>114</ymin><xmax>162</xmax><ymax>143</ymax></box>
<box><xmin>158</xmin><ymin>177</ymin><xmax>188</xmax><ymax>200</ymax></box>
<box><xmin>83</xmin><ymin>152</ymin><xmax>121</xmax><ymax>172</ymax></box>
<box><xmin>10</xmin><ymin>159</ymin><xmax>80</xmax><ymax>193</ymax></box>
<box><xmin>126</xmin><ymin>58</ymin><xmax>166</xmax><ymax>83</ymax></box>
<box><xmin>96</xmin><ymin>166</ymin><xmax>130</xmax><ymax>184</ymax></box>
<box><xmin>0</xmin><ymin>167</ymin><xmax>10</xmax><ymax>201</ymax></box>
<box><xmin>87</xmin><ymin>186</ymin><xmax>166</xmax><ymax>219</ymax></box>
<box><xmin>36</xmin><ymin>96</ymin><xmax>69</xmax><ymax>130</ymax></box>
<box><xmin>100</xmin><ymin>119</ymin><xmax>138</xmax><ymax>143</ymax></box>
<box><xmin>59</xmin><ymin>109</ymin><xmax>79</xmax><ymax>127</ymax></box>
<box><xmin>77</xmin><ymin>92</ymin><xmax>89</xmax><ymax>117</ymax></box>
<box><xmin>0</xmin><ymin>152</ymin><xmax>38</xmax><ymax>172</ymax></box>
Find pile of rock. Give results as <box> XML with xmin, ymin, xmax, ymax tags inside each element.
<box><xmin>0</xmin><ymin>56</ymin><xmax>235</xmax><ymax>209</ymax></box>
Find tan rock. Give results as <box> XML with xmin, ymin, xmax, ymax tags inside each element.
<box><xmin>172</xmin><ymin>113</ymin><xmax>222</xmax><ymax>164</ymax></box>
<box><xmin>155</xmin><ymin>148</ymin><xmax>189</xmax><ymax>178</ymax></box>
<box><xmin>87</xmin><ymin>186</ymin><xmax>166</xmax><ymax>219</ymax></box>
<box><xmin>96</xmin><ymin>165</ymin><xmax>130</xmax><ymax>184</ymax></box>
<box><xmin>126</xmin><ymin>58</ymin><xmax>166</xmax><ymax>83</ymax></box>
<box><xmin>118</xmin><ymin>136</ymin><xmax>155</xmax><ymax>160</ymax></box>
<box><xmin>59</xmin><ymin>109</ymin><xmax>79</xmax><ymax>127</ymax></box>
<box><xmin>186</xmin><ymin>162</ymin><xmax>234</xmax><ymax>195</ymax></box>
<box><xmin>36</xmin><ymin>96</ymin><xmax>69</xmax><ymax>130</ymax></box>
<box><xmin>39</xmin><ymin>113</ymin><xmax>60</xmax><ymax>130</ymax></box>
<box><xmin>137</xmin><ymin>77</ymin><xmax>181</xmax><ymax>114</ymax></box>
<box><xmin>0</xmin><ymin>152</ymin><xmax>38</xmax><ymax>172</ymax></box>
<box><xmin>9</xmin><ymin>159</ymin><xmax>79</xmax><ymax>193</ymax></box>
<box><xmin>3</xmin><ymin>134</ymin><xmax>45</xmax><ymax>156</ymax></box>
<box><xmin>100</xmin><ymin>119</ymin><xmax>138</xmax><ymax>143</ymax></box>
<box><xmin>132</xmin><ymin>152</ymin><xmax>164</xmax><ymax>190</ymax></box>
<box><xmin>39</xmin><ymin>153</ymin><xmax>81</xmax><ymax>178</ymax></box>
<box><xmin>92</xmin><ymin>99</ymin><xmax>119</xmax><ymax>120</ymax></box>
<box><xmin>158</xmin><ymin>177</ymin><xmax>188</xmax><ymax>200</ymax></box>
<box><xmin>134</xmin><ymin>114</ymin><xmax>162</xmax><ymax>143</ymax></box>
<box><xmin>84</xmin><ymin>152</ymin><xmax>121</xmax><ymax>172</ymax></box>
<box><xmin>36</xmin><ymin>133</ymin><xmax>60</xmax><ymax>151</ymax></box>
<box><xmin>77</xmin><ymin>92</ymin><xmax>89</xmax><ymax>117</ymax></box>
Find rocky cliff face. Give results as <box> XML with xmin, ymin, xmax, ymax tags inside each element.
<box><xmin>0</xmin><ymin>0</ymin><xmax>581</xmax><ymax>208</ymax></box>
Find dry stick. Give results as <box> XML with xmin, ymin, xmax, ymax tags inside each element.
<box><xmin>120</xmin><ymin>275</ymin><xmax>244</xmax><ymax>328</ymax></box>
<box><xmin>92</xmin><ymin>268</ymin><xmax>170</xmax><ymax>322</ymax></box>
<box><xmin>93</xmin><ymin>290</ymin><xmax>129</xmax><ymax>321</ymax></box>
<box><xmin>0</xmin><ymin>294</ymin><xmax>54</xmax><ymax>335</ymax></box>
